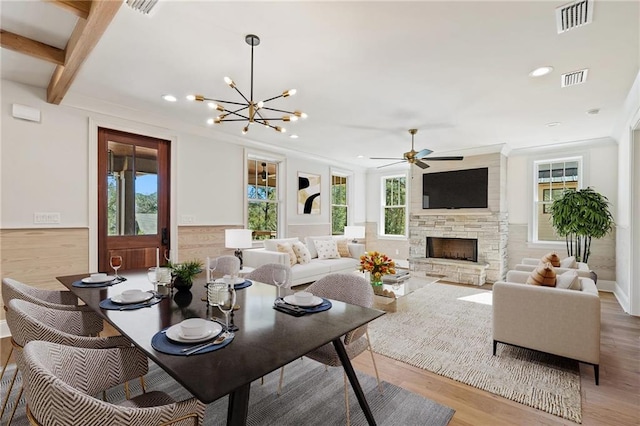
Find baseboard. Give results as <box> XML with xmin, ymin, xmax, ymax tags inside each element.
<box><xmin>597</xmin><ymin>279</ymin><xmax>615</xmax><ymax>293</ymax></box>
<box><xmin>0</xmin><ymin>319</ymin><xmax>10</xmax><ymax>339</ymax></box>
<box><xmin>613</xmin><ymin>283</ymin><xmax>631</xmax><ymax>314</ymax></box>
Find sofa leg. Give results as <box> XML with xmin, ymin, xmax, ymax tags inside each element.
<box><xmin>492</xmin><ymin>340</ymin><xmax>497</xmax><ymax>356</ymax></box>
<box><xmin>594</xmin><ymin>364</ymin><xmax>599</xmax><ymax>385</ymax></box>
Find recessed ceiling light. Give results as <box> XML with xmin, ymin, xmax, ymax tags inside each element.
<box><xmin>546</xmin><ymin>122</ymin><xmax>561</xmax><ymax>127</ymax></box>
<box><xmin>586</xmin><ymin>108</ymin><xmax>600</xmax><ymax>115</ymax></box>
<box><xmin>290</xmin><ymin>134</ymin><xmax>299</xmax><ymax>139</ymax></box>
<box><xmin>162</xmin><ymin>94</ymin><xmax>177</xmax><ymax>102</ymax></box>
<box><xmin>529</xmin><ymin>66</ymin><xmax>554</xmax><ymax>77</ymax></box>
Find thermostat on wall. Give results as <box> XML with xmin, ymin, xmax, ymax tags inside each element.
<box><xmin>12</xmin><ymin>104</ymin><xmax>41</xmax><ymax>123</ymax></box>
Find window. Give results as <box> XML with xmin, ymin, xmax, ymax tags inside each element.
<box><xmin>331</xmin><ymin>174</ymin><xmax>348</xmax><ymax>235</ymax></box>
<box><xmin>381</xmin><ymin>175</ymin><xmax>407</xmax><ymax>237</ymax></box>
<box><xmin>247</xmin><ymin>158</ymin><xmax>280</xmax><ymax>240</ymax></box>
<box><xmin>534</xmin><ymin>158</ymin><xmax>581</xmax><ymax>241</ymax></box>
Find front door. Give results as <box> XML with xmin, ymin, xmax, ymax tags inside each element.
<box><xmin>97</xmin><ymin>128</ymin><xmax>170</xmax><ymax>273</ymax></box>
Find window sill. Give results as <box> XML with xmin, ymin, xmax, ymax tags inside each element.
<box><xmin>377</xmin><ymin>235</ymin><xmax>408</xmax><ymax>241</ymax></box>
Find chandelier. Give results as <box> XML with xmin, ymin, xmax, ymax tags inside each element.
<box><xmin>187</xmin><ymin>34</ymin><xmax>307</xmax><ymax>135</ymax></box>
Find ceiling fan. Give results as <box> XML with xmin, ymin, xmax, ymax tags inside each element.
<box><xmin>370</xmin><ymin>129</ymin><xmax>464</xmax><ymax>169</ymax></box>
<box><xmin>260</xmin><ymin>162</ymin><xmax>276</xmax><ymax>180</ymax></box>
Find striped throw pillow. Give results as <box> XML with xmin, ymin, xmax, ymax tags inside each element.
<box><xmin>540</xmin><ymin>252</ymin><xmax>561</xmax><ymax>267</ymax></box>
<box><xmin>526</xmin><ymin>262</ymin><xmax>557</xmax><ymax>287</ymax></box>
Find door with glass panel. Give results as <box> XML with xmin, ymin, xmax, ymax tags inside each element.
<box><xmin>97</xmin><ymin>128</ymin><xmax>170</xmax><ymax>273</ymax></box>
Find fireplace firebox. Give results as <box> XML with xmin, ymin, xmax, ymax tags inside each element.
<box><xmin>427</xmin><ymin>237</ymin><xmax>478</xmax><ymax>262</ymax></box>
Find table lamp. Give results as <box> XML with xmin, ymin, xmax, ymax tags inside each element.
<box><xmin>225</xmin><ymin>229</ymin><xmax>253</xmax><ymax>269</ymax></box>
<box><xmin>344</xmin><ymin>225</ymin><xmax>366</xmax><ymax>243</ymax></box>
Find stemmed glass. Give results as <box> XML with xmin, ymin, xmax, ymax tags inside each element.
<box><xmin>147</xmin><ymin>267</ymin><xmax>159</xmax><ymax>292</ymax></box>
<box><xmin>217</xmin><ymin>285</ymin><xmax>236</xmax><ymax>331</ymax></box>
<box><xmin>110</xmin><ymin>255</ymin><xmax>122</xmax><ymax>278</ymax></box>
<box><xmin>207</xmin><ymin>257</ymin><xmax>218</xmax><ymax>284</ymax></box>
<box><xmin>272</xmin><ymin>269</ymin><xmax>289</xmax><ymax>298</ymax></box>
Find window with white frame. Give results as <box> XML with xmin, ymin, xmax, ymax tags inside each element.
<box><xmin>331</xmin><ymin>174</ymin><xmax>348</xmax><ymax>235</ymax></box>
<box><xmin>247</xmin><ymin>158</ymin><xmax>280</xmax><ymax>240</ymax></box>
<box><xmin>534</xmin><ymin>157</ymin><xmax>581</xmax><ymax>242</ymax></box>
<box><xmin>381</xmin><ymin>175</ymin><xmax>407</xmax><ymax>237</ymax></box>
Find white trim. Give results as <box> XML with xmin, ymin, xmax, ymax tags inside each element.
<box><xmin>0</xmin><ymin>320</ymin><xmax>11</xmax><ymax>339</ymax></box>
<box><xmin>613</xmin><ymin>281</ymin><xmax>631</xmax><ymax>314</ymax></box>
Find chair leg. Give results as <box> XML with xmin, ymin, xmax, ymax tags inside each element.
<box><xmin>277</xmin><ymin>366</ymin><xmax>285</xmax><ymax>396</ymax></box>
<box><xmin>343</xmin><ymin>371</ymin><xmax>350</xmax><ymax>426</ymax></box>
<box><xmin>140</xmin><ymin>376</ymin><xmax>146</xmax><ymax>393</ymax></box>
<box><xmin>1</xmin><ymin>345</ymin><xmax>13</xmax><ymax>381</ymax></box>
<box><xmin>7</xmin><ymin>385</ymin><xmax>23</xmax><ymax>425</ymax></box>
<box><xmin>594</xmin><ymin>364</ymin><xmax>599</xmax><ymax>386</ymax></box>
<box><xmin>365</xmin><ymin>329</ymin><xmax>382</xmax><ymax>394</ymax></box>
<box><xmin>124</xmin><ymin>381</ymin><xmax>131</xmax><ymax>400</ymax></box>
<box><xmin>0</xmin><ymin>367</ymin><xmax>19</xmax><ymax>418</ymax></box>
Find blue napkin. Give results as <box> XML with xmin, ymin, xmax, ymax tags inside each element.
<box><xmin>99</xmin><ymin>296</ymin><xmax>162</xmax><ymax>311</ymax></box>
<box><xmin>234</xmin><ymin>280</ymin><xmax>252</xmax><ymax>290</ymax></box>
<box><xmin>151</xmin><ymin>328</ymin><xmax>234</xmax><ymax>356</ymax></box>
<box><xmin>273</xmin><ymin>298</ymin><xmax>332</xmax><ymax>316</ymax></box>
<box><xmin>72</xmin><ymin>277</ymin><xmax>127</xmax><ymax>288</ymax></box>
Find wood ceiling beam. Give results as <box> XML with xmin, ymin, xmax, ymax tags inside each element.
<box><xmin>46</xmin><ymin>0</ymin><xmax>91</xmax><ymax>20</ymax></box>
<box><xmin>47</xmin><ymin>0</ymin><xmax>122</xmax><ymax>105</ymax></box>
<box><xmin>0</xmin><ymin>29</ymin><xmax>65</xmax><ymax>65</ymax></box>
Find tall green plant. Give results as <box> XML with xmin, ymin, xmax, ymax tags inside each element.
<box><xmin>550</xmin><ymin>187</ymin><xmax>614</xmax><ymax>263</ymax></box>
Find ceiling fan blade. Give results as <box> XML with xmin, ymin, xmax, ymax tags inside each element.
<box><xmin>370</xmin><ymin>157</ymin><xmax>404</xmax><ymax>160</ymax></box>
<box><xmin>377</xmin><ymin>160</ymin><xmax>407</xmax><ymax>169</ymax></box>
<box><xmin>416</xmin><ymin>148</ymin><xmax>433</xmax><ymax>158</ymax></box>
<box><xmin>414</xmin><ymin>160</ymin><xmax>430</xmax><ymax>169</ymax></box>
<box><xmin>423</xmin><ymin>156</ymin><xmax>464</xmax><ymax>161</ymax></box>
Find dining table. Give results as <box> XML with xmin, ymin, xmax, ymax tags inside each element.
<box><xmin>57</xmin><ymin>269</ymin><xmax>385</xmax><ymax>425</ymax></box>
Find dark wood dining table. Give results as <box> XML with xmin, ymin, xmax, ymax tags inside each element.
<box><xmin>57</xmin><ymin>269</ymin><xmax>384</xmax><ymax>425</ymax></box>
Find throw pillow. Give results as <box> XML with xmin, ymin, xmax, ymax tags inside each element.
<box><xmin>336</xmin><ymin>238</ymin><xmax>351</xmax><ymax>257</ymax></box>
<box><xmin>556</xmin><ymin>270</ymin><xmax>582</xmax><ymax>290</ymax></box>
<box><xmin>291</xmin><ymin>241</ymin><xmax>311</xmax><ymax>265</ymax></box>
<box><xmin>526</xmin><ymin>262</ymin><xmax>557</xmax><ymax>287</ymax></box>
<box><xmin>304</xmin><ymin>236</ymin><xmax>333</xmax><ymax>258</ymax></box>
<box><xmin>540</xmin><ymin>252</ymin><xmax>561</xmax><ymax>267</ymax></box>
<box><xmin>314</xmin><ymin>239</ymin><xmax>340</xmax><ymax>260</ymax></box>
<box><xmin>264</xmin><ymin>237</ymin><xmax>299</xmax><ymax>252</ymax></box>
<box><xmin>277</xmin><ymin>243</ymin><xmax>297</xmax><ymax>267</ymax></box>
<box><xmin>560</xmin><ymin>256</ymin><xmax>577</xmax><ymax>269</ymax></box>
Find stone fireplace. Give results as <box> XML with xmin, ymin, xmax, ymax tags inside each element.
<box><xmin>427</xmin><ymin>237</ymin><xmax>478</xmax><ymax>262</ymax></box>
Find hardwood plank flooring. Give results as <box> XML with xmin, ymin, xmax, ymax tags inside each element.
<box><xmin>353</xmin><ymin>284</ymin><xmax>640</xmax><ymax>426</ymax></box>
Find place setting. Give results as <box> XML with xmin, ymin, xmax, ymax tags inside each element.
<box><xmin>72</xmin><ymin>255</ymin><xmax>127</xmax><ymax>288</ymax></box>
<box><xmin>151</xmin><ymin>318</ymin><xmax>235</xmax><ymax>356</ymax></box>
<box><xmin>273</xmin><ymin>290</ymin><xmax>332</xmax><ymax>317</ymax></box>
<box><xmin>99</xmin><ymin>289</ymin><xmax>163</xmax><ymax>311</ymax></box>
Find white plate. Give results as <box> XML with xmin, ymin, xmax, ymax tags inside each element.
<box><xmin>214</xmin><ymin>277</ymin><xmax>245</xmax><ymax>285</ymax></box>
<box><xmin>284</xmin><ymin>295</ymin><xmax>323</xmax><ymax>307</ymax></box>
<box><xmin>82</xmin><ymin>275</ymin><xmax>116</xmax><ymax>284</ymax></box>
<box><xmin>111</xmin><ymin>291</ymin><xmax>154</xmax><ymax>305</ymax></box>
<box><xmin>165</xmin><ymin>321</ymin><xmax>223</xmax><ymax>343</ymax></box>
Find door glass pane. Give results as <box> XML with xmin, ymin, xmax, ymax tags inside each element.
<box><xmin>107</xmin><ymin>141</ymin><xmax>158</xmax><ymax>236</ymax></box>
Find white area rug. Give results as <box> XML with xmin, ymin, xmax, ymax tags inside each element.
<box><xmin>369</xmin><ymin>282</ymin><xmax>582</xmax><ymax>423</ymax></box>
<box><xmin>457</xmin><ymin>291</ymin><xmax>493</xmax><ymax>305</ymax></box>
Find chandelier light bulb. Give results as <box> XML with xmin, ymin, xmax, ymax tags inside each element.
<box><xmin>214</xmin><ymin>116</ymin><xmax>222</xmax><ymax>124</ymax></box>
<box><xmin>186</xmin><ymin>94</ymin><xmax>196</xmax><ymax>101</ymax></box>
<box><xmin>257</xmin><ymin>101</ymin><xmax>264</xmax><ymax>108</ymax></box>
<box><xmin>294</xmin><ymin>111</ymin><xmax>308</xmax><ymax>119</ymax></box>
<box><xmin>290</xmin><ymin>116</ymin><xmax>298</xmax><ymax>122</ymax></box>
<box><xmin>206</xmin><ymin>118</ymin><xmax>214</xmax><ymax>125</ymax></box>
<box><xmin>224</xmin><ymin>77</ymin><xmax>236</xmax><ymax>88</ymax></box>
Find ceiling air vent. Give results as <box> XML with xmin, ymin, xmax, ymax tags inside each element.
<box><xmin>556</xmin><ymin>0</ymin><xmax>593</xmax><ymax>33</ymax></box>
<box><xmin>561</xmin><ymin>69</ymin><xmax>589</xmax><ymax>87</ymax></box>
<box><xmin>126</xmin><ymin>0</ymin><xmax>159</xmax><ymax>15</ymax></box>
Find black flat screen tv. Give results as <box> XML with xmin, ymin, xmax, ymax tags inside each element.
<box><xmin>422</xmin><ymin>167</ymin><xmax>488</xmax><ymax>209</ymax></box>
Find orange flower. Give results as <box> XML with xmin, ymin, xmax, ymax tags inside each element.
<box><xmin>358</xmin><ymin>251</ymin><xmax>396</xmax><ymax>277</ymax></box>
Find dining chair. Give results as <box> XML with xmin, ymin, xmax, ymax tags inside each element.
<box><xmin>215</xmin><ymin>255</ymin><xmax>241</xmax><ymax>278</ymax></box>
<box><xmin>244</xmin><ymin>263</ymin><xmax>293</xmax><ymax>288</ymax></box>
<box><xmin>19</xmin><ymin>340</ymin><xmax>206</xmax><ymax>426</ymax></box>
<box><xmin>281</xmin><ymin>273</ymin><xmax>381</xmax><ymax>425</ymax></box>
<box><xmin>1</xmin><ymin>278</ymin><xmax>104</xmax><ymax>423</ymax></box>
<box><xmin>4</xmin><ymin>299</ymin><xmax>148</xmax><ymax>425</ymax></box>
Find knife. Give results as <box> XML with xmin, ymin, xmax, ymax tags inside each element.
<box><xmin>184</xmin><ymin>332</ymin><xmax>233</xmax><ymax>356</ymax></box>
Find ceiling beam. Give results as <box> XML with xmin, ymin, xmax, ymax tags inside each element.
<box><xmin>46</xmin><ymin>0</ymin><xmax>91</xmax><ymax>20</ymax></box>
<box><xmin>47</xmin><ymin>0</ymin><xmax>122</xmax><ymax>104</ymax></box>
<box><xmin>0</xmin><ymin>29</ymin><xmax>65</xmax><ymax>65</ymax></box>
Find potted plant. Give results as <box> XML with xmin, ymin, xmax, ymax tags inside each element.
<box><xmin>359</xmin><ymin>251</ymin><xmax>396</xmax><ymax>287</ymax></box>
<box><xmin>550</xmin><ymin>187</ymin><xmax>614</xmax><ymax>264</ymax></box>
<box><xmin>168</xmin><ymin>259</ymin><xmax>203</xmax><ymax>291</ymax></box>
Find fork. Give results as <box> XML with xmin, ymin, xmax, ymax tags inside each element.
<box><xmin>182</xmin><ymin>332</ymin><xmax>232</xmax><ymax>355</ymax></box>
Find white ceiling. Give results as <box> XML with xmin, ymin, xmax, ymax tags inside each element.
<box><xmin>2</xmin><ymin>1</ymin><xmax>639</xmax><ymax>168</ymax></box>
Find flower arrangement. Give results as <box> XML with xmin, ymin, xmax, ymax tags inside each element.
<box><xmin>359</xmin><ymin>251</ymin><xmax>396</xmax><ymax>285</ymax></box>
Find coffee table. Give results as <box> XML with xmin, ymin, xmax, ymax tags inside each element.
<box><xmin>373</xmin><ymin>275</ymin><xmax>434</xmax><ymax>312</ymax></box>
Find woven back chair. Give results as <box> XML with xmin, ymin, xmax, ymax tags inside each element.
<box><xmin>213</xmin><ymin>255</ymin><xmax>241</xmax><ymax>278</ymax></box>
<box><xmin>20</xmin><ymin>341</ymin><xmax>205</xmax><ymax>426</ymax></box>
<box><xmin>244</xmin><ymin>263</ymin><xmax>293</xmax><ymax>288</ymax></box>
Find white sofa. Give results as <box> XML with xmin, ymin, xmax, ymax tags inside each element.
<box><xmin>513</xmin><ymin>256</ymin><xmax>594</xmax><ymax>280</ymax></box>
<box><xmin>243</xmin><ymin>236</ymin><xmax>365</xmax><ymax>286</ymax></box>
<box><xmin>492</xmin><ymin>270</ymin><xmax>601</xmax><ymax>384</ymax></box>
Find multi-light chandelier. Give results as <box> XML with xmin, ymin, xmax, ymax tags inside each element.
<box><xmin>187</xmin><ymin>34</ymin><xmax>307</xmax><ymax>135</ymax></box>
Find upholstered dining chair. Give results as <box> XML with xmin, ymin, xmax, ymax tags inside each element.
<box><xmin>214</xmin><ymin>255</ymin><xmax>241</xmax><ymax>278</ymax></box>
<box><xmin>1</xmin><ymin>278</ymin><xmax>104</xmax><ymax>422</ymax></box>
<box><xmin>4</xmin><ymin>299</ymin><xmax>147</xmax><ymax>425</ymax></box>
<box><xmin>19</xmin><ymin>340</ymin><xmax>206</xmax><ymax>426</ymax></box>
<box><xmin>244</xmin><ymin>263</ymin><xmax>293</xmax><ymax>288</ymax></box>
<box><xmin>281</xmin><ymin>273</ymin><xmax>381</xmax><ymax>425</ymax></box>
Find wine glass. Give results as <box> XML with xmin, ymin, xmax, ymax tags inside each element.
<box><xmin>207</xmin><ymin>257</ymin><xmax>218</xmax><ymax>284</ymax></box>
<box><xmin>164</xmin><ymin>249</ymin><xmax>172</xmax><ymax>263</ymax></box>
<box><xmin>272</xmin><ymin>268</ymin><xmax>289</xmax><ymax>298</ymax></box>
<box><xmin>217</xmin><ymin>285</ymin><xmax>236</xmax><ymax>330</ymax></box>
<box><xmin>147</xmin><ymin>267</ymin><xmax>158</xmax><ymax>292</ymax></box>
<box><xmin>110</xmin><ymin>255</ymin><xmax>122</xmax><ymax>278</ymax></box>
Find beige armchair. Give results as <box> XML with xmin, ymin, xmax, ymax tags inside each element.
<box><xmin>492</xmin><ymin>270</ymin><xmax>601</xmax><ymax>384</ymax></box>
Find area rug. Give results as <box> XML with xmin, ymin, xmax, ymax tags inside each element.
<box><xmin>1</xmin><ymin>357</ymin><xmax>455</xmax><ymax>425</ymax></box>
<box><xmin>368</xmin><ymin>282</ymin><xmax>582</xmax><ymax>423</ymax></box>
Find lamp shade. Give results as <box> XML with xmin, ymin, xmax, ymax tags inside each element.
<box><xmin>225</xmin><ymin>229</ymin><xmax>253</xmax><ymax>249</ymax></box>
<box><xmin>344</xmin><ymin>226</ymin><xmax>365</xmax><ymax>240</ymax></box>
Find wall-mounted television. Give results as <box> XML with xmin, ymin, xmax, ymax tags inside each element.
<box><xmin>422</xmin><ymin>167</ymin><xmax>488</xmax><ymax>209</ymax></box>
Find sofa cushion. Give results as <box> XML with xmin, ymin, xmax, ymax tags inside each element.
<box><xmin>276</xmin><ymin>243</ymin><xmax>297</xmax><ymax>267</ymax></box>
<box><xmin>290</xmin><ymin>261</ymin><xmax>331</xmax><ymax>281</ymax></box>
<box><xmin>560</xmin><ymin>256</ymin><xmax>577</xmax><ymax>269</ymax></box>
<box><xmin>526</xmin><ymin>262</ymin><xmax>556</xmax><ymax>287</ymax></box>
<box><xmin>264</xmin><ymin>237</ymin><xmax>300</xmax><ymax>252</ymax></box>
<box><xmin>291</xmin><ymin>241</ymin><xmax>311</xmax><ymax>265</ymax></box>
<box><xmin>335</xmin><ymin>238</ymin><xmax>351</xmax><ymax>257</ymax></box>
<box><xmin>556</xmin><ymin>270</ymin><xmax>581</xmax><ymax>290</ymax></box>
<box><xmin>540</xmin><ymin>252</ymin><xmax>561</xmax><ymax>267</ymax></box>
<box><xmin>304</xmin><ymin>236</ymin><xmax>333</xmax><ymax>258</ymax></box>
<box><xmin>315</xmin><ymin>239</ymin><xmax>340</xmax><ymax>259</ymax></box>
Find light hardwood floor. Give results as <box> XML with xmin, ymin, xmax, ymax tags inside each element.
<box><xmin>353</xmin><ymin>284</ymin><xmax>640</xmax><ymax>426</ymax></box>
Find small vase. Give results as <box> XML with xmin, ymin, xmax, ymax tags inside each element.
<box><xmin>172</xmin><ymin>276</ymin><xmax>193</xmax><ymax>292</ymax></box>
<box><xmin>370</xmin><ymin>274</ymin><xmax>383</xmax><ymax>287</ymax></box>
